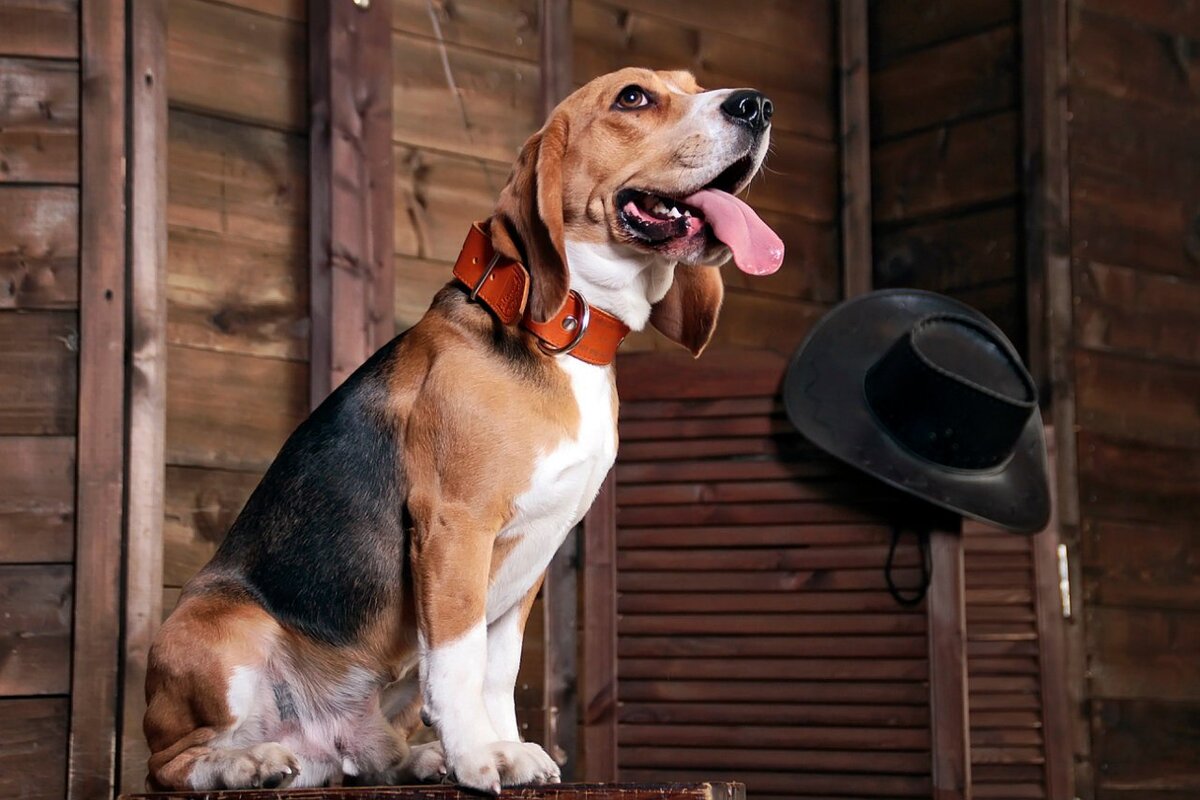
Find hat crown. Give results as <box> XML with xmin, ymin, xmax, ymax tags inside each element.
<box><xmin>864</xmin><ymin>314</ymin><xmax>1037</xmax><ymax>471</ymax></box>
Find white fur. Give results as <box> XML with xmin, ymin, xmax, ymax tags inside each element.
<box><xmin>420</xmin><ymin>623</ymin><xmax>497</xmax><ymax>757</ymax></box>
<box><xmin>566</xmin><ymin>239</ymin><xmax>676</xmax><ymax>331</ymax></box>
<box><xmin>483</xmin><ymin>601</ymin><xmax>527</xmax><ymax>742</ymax></box>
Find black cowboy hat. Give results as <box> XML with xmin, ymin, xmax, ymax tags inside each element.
<box><xmin>783</xmin><ymin>289</ymin><xmax>1050</xmax><ymax>533</ymax></box>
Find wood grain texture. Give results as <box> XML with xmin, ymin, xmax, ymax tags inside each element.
<box><xmin>167</xmin><ymin>0</ymin><xmax>306</xmax><ymax>130</ymax></box>
<box><xmin>0</xmin><ymin>0</ymin><xmax>78</xmax><ymax>58</ymax></box>
<box><xmin>928</xmin><ymin>525</ymin><xmax>970</xmax><ymax>800</ymax></box>
<box><xmin>1075</xmin><ymin>261</ymin><xmax>1200</xmax><ymax>367</ymax></box>
<box><xmin>163</xmin><ymin>465</ymin><xmax>258</xmax><ymax>587</ymax></box>
<box><xmin>0</xmin><ymin>436</ymin><xmax>74</xmax><ymax>563</ymax></box>
<box><xmin>166</xmin><ymin>345</ymin><xmax>308</xmax><ymax>472</ymax></box>
<box><xmin>393</xmin><ymin>146</ymin><xmax>498</xmax><ymax>262</ymax></box>
<box><xmin>0</xmin><ymin>186</ymin><xmax>78</xmax><ymax>310</ymax></box>
<box><xmin>395</xmin><ymin>0</ymin><xmax>538</xmax><ymax>63</ymax></box>
<box><xmin>0</xmin><ymin>57</ymin><xmax>79</xmax><ymax>185</ymax></box>
<box><xmin>580</xmin><ymin>471</ymin><xmax>617</xmax><ymax>781</ymax></box>
<box><xmin>124</xmin><ymin>784</ymin><xmax>746</xmax><ymax>800</ymax></box>
<box><xmin>0</xmin><ymin>697</ymin><xmax>69</xmax><ymax>800</ymax></box>
<box><xmin>871</xmin><ymin>0</ymin><xmax>1016</xmax><ymax>64</ymax></box>
<box><xmin>0</xmin><ymin>310</ymin><xmax>77</xmax><ymax>435</ymax></box>
<box><xmin>1075</xmin><ymin>350</ymin><xmax>1200</xmax><ymax>449</ymax></box>
<box><xmin>840</xmin><ymin>0</ymin><xmax>873</xmax><ymax>298</ymax></box>
<box><xmin>0</xmin><ymin>564</ymin><xmax>71</xmax><ymax>696</ymax></box>
<box><xmin>1091</xmin><ymin>699</ymin><xmax>1200</xmax><ymax>794</ymax></box>
<box><xmin>70</xmin><ymin>1</ymin><xmax>127</xmax><ymax>794</ymax></box>
<box><xmin>875</xmin><ymin>206</ymin><xmax>1017</xmax><ymax>292</ymax></box>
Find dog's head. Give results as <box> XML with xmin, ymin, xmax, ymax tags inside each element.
<box><xmin>490</xmin><ymin>68</ymin><xmax>783</xmax><ymax>356</ymax></box>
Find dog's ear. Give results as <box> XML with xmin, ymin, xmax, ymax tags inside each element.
<box><xmin>649</xmin><ymin>266</ymin><xmax>725</xmax><ymax>357</ymax></box>
<box><xmin>491</xmin><ymin>114</ymin><xmax>570</xmax><ymax>323</ymax></box>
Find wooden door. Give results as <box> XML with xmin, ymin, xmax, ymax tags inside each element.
<box><xmin>581</xmin><ymin>350</ymin><xmax>1072</xmax><ymax>800</ymax></box>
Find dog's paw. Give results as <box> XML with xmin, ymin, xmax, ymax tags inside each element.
<box><xmin>215</xmin><ymin>742</ymin><xmax>301</xmax><ymax>789</ymax></box>
<box><xmin>401</xmin><ymin>741</ymin><xmax>449</xmax><ymax>783</ymax></box>
<box><xmin>449</xmin><ymin>741</ymin><xmax>561</xmax><ymax>795</ymax></box>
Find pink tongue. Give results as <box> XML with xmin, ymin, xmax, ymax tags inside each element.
<box><xmin>683</xmin><ymin>188</ymin><xmax>784</xmax><ymax>275</ymax></box>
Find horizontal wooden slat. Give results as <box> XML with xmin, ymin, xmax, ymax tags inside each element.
<box><xmin>619</xmin><ymin>613</ymin><xmax>926</xmax><ymax>636</ymax></box>
<box><xmin>971</xmin><ymin>746</ymin><xmax>1045</xmax><ymax>765</ymax></box>
<box><xmin>620</xmin><ymin>701</ymin><xmax>929</xmax><ymax>728</ymax></box>
<box><xmin>618</xmin><ymin>545</ymin><xmax>922</xmax><ymax>572</ymax></box>
<box><xmin>971</xmin><ymin>727</ymin><xmax>1044</xmax><ymax>747</ymax></box>
<box><xmin>0</xmin><ymin>186</ymin><xmax>78</xmax><ymax>310</ymax></box>
<box><xmin>616</xmin><ymin>458</ymin><xmax>846</xmax><ymax>484</ymax></box>
<box><xmin>1078</xmin><ymin>432</ymin><xmax>1200</xmax><ymax>525</ymax></box>
<box><xmin>617</xmin><ymin>500</ymin><xmax>902</xmax><ymax>527</ymax></box>
<box><xmin>620</xmin><ymin>678</ymin><xmax>930</xmax><ymax>706</ymax></box>
<box><xmin>0</xmin><ymin>697</ymin><xmax>68</xmax><ymax>800</ymax></box>
<box><xmin>874</xmin><ymin>206</ymin><xmax>1017</xmax><ymax>294</ymax></box>
<box><xmin>618</xmin><ymin>523</ymin><xmax>892</xmax><ymax>549</ymax></box>
<box><xmin>392</xmin><ymin>0</ymin><xmax>538</xmax><ymax>62</ymax></box>
<box><xmin>0</xmin><ymin>310</ymin><xmax>76</xmax><ymax>435</ymax></box>
<box><xmin>391</xmin><ymin>32</ymin><xmax>539</xmax><ymax>165</ymax></box>
<box><xmin>620</xmin><ymin>745</ymin><xmax>930</xmax><ymax>774</ymax></box>
<box><xmin>1089</xmin><ymin>607</ymin><xmax>1200</xmax><ymax>702</ymax></box>
<box><xmin>872</xmin><ymin>26</ymin><xmax>1015</xmax><ymax>141</ymax></box>
<box><xmin>620</xmin><ymin>415</ymin><xmax>793</xmax><ymax>441</ymax></box>
<box><xmin>970</xmin><ymin>692</ymin><xmax>1042</xmax><ymax>711</ymax></box>
<box><xmin>168</xmin><ymin>109</ymin><xmax>308</xmax><ymax>248</ymax></box>
<box><xmin>0</xmin><ymin>0</ymin><xmax>77</xmax><ymax>58</ymax></box>
<box><xmin>1076</xmin><ymin>261</ymin><xmax>1200</xmax><ymax>367</ymax></box>
<box><xmin>0</xmin><ymin>436</ymin><xmax>73</xmax><ymax>563</ymax></box>
<box><xmin>971</xmin><ymin>710</ymin><xmax>1043</xmax><ymax>729</ymax></box>
<box><xmin>1084</xmin><ymin>519</ymin><xmax>1200</xmax><ymax>610</ymax></box>
<box><xmin>164</xmin><ymin>465</ymin><xmax>260</xmax><ymax>586</ymax></box>
<box><xmin>619</xmin><ymin>722</ymin><xmax>929</xmax><ymax>751</ymax></box>
<box><xmin>973</xmin><ymin>783</ymin><xmax>1044</xmax><ymax>799</ymax></box>
<box><xmin>637</xmin><ymin>770</ymin><xmax>934</xmax><ymax>799</ymax></box>
<box><xmin>393</xmin><ymin>146</ymin><xmax>503</xmax><ymax>263</ymax></box>
<box><xmin>974</xmin><ymin>763</ymin><xmax>1046</xmax><ymax>783</ymax></box>
<box><xmin>1076</xmin><ymin>350</ymin><xmax>1200</xmax><ymax>449</ymax></box>
<box><xmin>0</xmin><ymin>58</ymin><xmax>78</xmax><ymax>185</ymax></box>
<box><xmin>618</xmin><ymin>568</ymin><xmax>924</xmax><ymax>594</ymax></box>
<box><xmin>619</xmin><ymin>657</ymin><xmax>928</xmax><ymax>681</ymax></box>
<box><xmin>394</xmin><ymin>254</ymin><xmax>450</xmax><ymax>331</ymax></box>
<box><xmin>167</xmin><ymin>227</ymin><xmax>308</xmax><ymax>361</ymax></box>
<box><xmin>620</xmin><ymin>396</ymin><xmax>780</xmax><ymax>421</ymax></box>
<box><xmin>618</xmin><ymin>592</ymin><xmax>922</xmax><ymax>616</ymax></box>
<box><xmin>873</xmin><ymin>111</ymin><xmax>1017</xmax><ymax>223</ymax></box>
<box><xmin>616</xmin><ymin>478</ymin><xmax>896</xmax><ymax>506</ymax></box>
<box><xmin>615</xmin><ymin>339</ymin><xmax>783</xmax><ymax>401</ymax></box>
<box><xmin>0</xmin><ymin>565</ymin><xmax>71</xmax><ymax>695</ymax></box>
<box><xmin>719</xmin><ymin>217</ymin><xmax>839</xmax><ymax>303</ymax></box>
<box><xmin>167</xmin><ymin>0</ymin><xmax>306</xmax><ymax>130</ymax></box>
<box><xmin>1091</xmin><ymin>698</ymin><xmax>1200</xmax><ymax>793</ymax></box>
<box><xmin>166</xmin><ymin>345</ymin><xmax>307</xmax><ymax>472</ymax></box>
<box><xmin>871</xmin><ymin>0</ymin><xmax>1016</xmax><ymax>64</ymax></box>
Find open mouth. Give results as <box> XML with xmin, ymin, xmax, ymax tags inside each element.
<box><xmin>614</xmin><ymin>153</ymin><xmax>785</xmax><ymax>276</ymax></box>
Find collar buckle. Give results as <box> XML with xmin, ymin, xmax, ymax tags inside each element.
<box><xmin>537</xmin><ymin>292</ymin><xmax>591</xmax><ymax>357</ymax></box>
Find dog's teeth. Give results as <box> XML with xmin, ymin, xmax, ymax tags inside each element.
<box><xmin>667</xmin><ymin>206</ymin><xmax>682</xmax><ymax>219</ymax></box>
<box><xmin>682</xmin><ymin>209</ymin><xmax>693</xmax><ymax>217</ymax></box>
<box><xmin>652</xmin><ymin>200</ymin><xmax>670</xmax><ymax>216</ymax></box>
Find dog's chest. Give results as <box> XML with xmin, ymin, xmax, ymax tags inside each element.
<box><xmin>486</xmin><ymin>358</ymin><xmax>616</xmax><ymax>620</ymax></box>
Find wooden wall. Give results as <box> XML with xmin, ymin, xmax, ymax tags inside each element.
<box><xmin>161</xmin><ymin>0</ymin><xmax>310</xmax><ymax>614</ymax></box>
<box><xmin>869</xmin><ymin>0</ymin><xmax>1025</xmax><ymax>349</ymax></box>
<box><xmin>1064</xmin><ymin>1</ymin><xmax>1200</xmax><ymax>796</ymax></box>
<box><xmin>0</xmin><ymin>2</ymin><xmax>79</xmax><ymax>797</ymax></box>
<box><xmin>572</xmin><ymin>0</ymin><xmax>840</xmax><ymax>355</ymax></box>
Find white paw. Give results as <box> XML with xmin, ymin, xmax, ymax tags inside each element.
<box><xmin>216</xmin><ymin>742</ymin><xmax>301</xmax><ymax>789</ymax></box>
<box><xmin>402</xmin><ymin>741</ymin><xmax>449</xmax><ymax>783</ymax></box>
<box><xmin>449</xmin><ymin>741</ymin><xmax>561</xmax><ymax>795</ymax></box>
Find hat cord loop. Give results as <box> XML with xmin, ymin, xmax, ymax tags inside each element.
<box><xmin>885</xmin><ymin>525</ymin><xmax>932</xmax><ymax>607</ymax></box>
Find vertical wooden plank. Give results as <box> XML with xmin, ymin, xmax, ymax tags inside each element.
<box><xmin>309</xmin><ymin>0</ymin><xmax>395</xmax><ymax>407</ymax></box>
<box><xmin>121</xmin><ymin>0</ymin><xmax>168</xmax><ymax>792</ymax></box>
<box><xmin>71</xmin><ymin>0</ymin><xmax>127</xmax><ymax>796</ymax></box>
<box><xmin>928</xmin><ymin>521</ymin><xmax>970</xmax><ymax>800</ymax></box>
<box><xmin>539</xmin><ymin>0</ymin><xmax>578</xmax><ymax>779</ymax></box>
<box><xmin>580</xmin><ymin>470</ymin><xmax>618</xmax><ymax>781</ymax></box>
<box><xmin>839</xmin><ymin>0</ymin><xmax>872</xmax><ymax>298</ymax></box>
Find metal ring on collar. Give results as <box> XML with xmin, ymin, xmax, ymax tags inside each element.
<box><xmin>468</xmin><ymin>252</ymin><xmax>503</xmax><ymax>302</ymax></box>
<box><xmin>538</xmin><ymin>292</ymin><xmax>591</xmax><ymax>357</ymax></box>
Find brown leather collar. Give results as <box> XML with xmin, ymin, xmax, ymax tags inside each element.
<box><xmin>451</xmin><ymin>223</ymin><xmax>630</xmax><ymax>366</ymax></box>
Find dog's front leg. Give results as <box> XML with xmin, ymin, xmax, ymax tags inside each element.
<box><xmin>412</xmin><ymin>509</ymin><xmax>559</xmax><ymax>794</ymax></box>
<box><xmin>484</xmin><ymin>577</ymin><xmax>545</xmax><ymax>743</ymax></box>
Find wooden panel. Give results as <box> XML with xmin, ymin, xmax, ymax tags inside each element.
<box><xmin>1076</xmin><ymin>351</ymin><xmax>1200</xmax><ymax>449</ymax></box>
<box><xmin>0</xmin><ymin>565</ymin><xmax>71</xmax><ymax>695</ymax></box>
<box><xmin>871</xmin><ymin>0</ymin><xmax>1016</xmax><ymax>64</ymax></box>
<box><xmin>168</xmin><ymin>109</ymin><xmax>308</xmax><ymax>248</ymax></box>
<box><xmin>392</xmin><ymin>0</ymin><xmax>538</xmax><ymax>62</ymax></box>
<box><xmin>840</xmin><ymin>0</ymin><xmax>873</xmax><ymax>298</ymax></box>
<box><xmin>167</xmin><ymin>0</ymin><xmax>306</xmax><ymax>130</ymax></box>
<box><xmin>163</xmin><ymin>465</ymin><xmax>259</xmax><ymax>587</ymax></box>
<box><xmin>1088</xmin><ymin>607</ymin><xmax>1200</xmax><ymax>702</ymax></box>
<box><xmin>0</xmin><ymin>436</ymin><xmax>74</xmax><ymax>563</ymax></box>
<box><xmin>0</xmin><ymin>697</ymin><xmax>69</xmax><ymax>800</ymax></box>
<box><xmin>0</xmin><ymin>187</ymin><xmax>79</xmax><ymax>310</ymax></box>
<box><xmin>702</xmin><ymin>289</ymin><xmax>827</xmax><ymax>357</ymax></box>
<box><xmin>0</xmin><ymin>57</ymin><xmax>77</xmax><ymax>185</ymax></box>
<box><xmin>167</xmin><ymin>227</ymin><xmax>309</xmax><ymax>361</ymax></box>
<box><xmin>394</xmin><ymin>146</ymin><xmax>499</xmax><ymax>263</ymax></box>
<box><xmin>128</xmin><ymin>785</ymin><xmax>747</xmax><ymax>800</ymax></box>
<box><xmin>1092</xmin><ymin>699</ymin><xmax>1200</xmax><ymax>794</ymax></box>
<box><xmin>620</xmin><ymin>700</ymin><xmax>929</xmax><ymax>727</ymax></box>
<box><xmin>391</xmin><ymin>32</ymin><xmax>540</xmax><ymax>165</ymax></box>
<box><xmin>0</xmin><ymin>57</ymin><xmax>79</xmax><ymax>184</ymax></box>
<box><xmin>1079</xmin><ymin>0</ymin><xmax>1200</xmax><ymax>39</ymax></box>
<box><xmin>395</xmin><ymin>254</ymin><xmax>450</xmax><ymax>330</ymax></box>
<box><xmin>622</xmin><ymin>768</ymin><xmax>930</xmax><ymax>798</ymax></box>
<box><xmin>872</xmin><ymin>26</ymin><xmax>1016</xmax><ymax>141</ymax></box>
<box><xmin>1078</xmin><ymin>433</ymin><xmax>1200</xmax><ymax>526</ymax></box>
<box><xmin>0</xmin><ymin>0</ymin><xmax>78</xmax><ymax>58</ymax></box>
<box><xmin>1083</xmin><ymin>519</ymin><xmax>1200</xmax><ymax>611</ymax></box>
<box><xmin>581</xmin><ymin>472</ymin><xmax>617</xmax><ymax>781</ymax></box>
<box><xmin>166</xmin><ymin>345</ymin><xmax>308</xmax><ymax>472</ymax></box>
<box><xmin>1076</xmin><ymin>261</ymin><xmax>1200</xmax><ymax>367</ymax></box>
<box><xmin>572</xmin><ymin>0</ymin><xmax>834</xmax><ymax>140</ymax></box>
<box><xmin>719</xmin><ymin>216</ymin><xmax>839</xmax><ymax>303</ymax></box>
<box><xmin>875</xmin><ymin>207</ymin><xmax>1017</xmax><ymax>292</ymax></box>
<box><xmin>873</xmin><ymin>111</ymin><xmax>1018</xmax><ymax>223</ymax></box>
<box><xmin>0</xmin><ymin>310</ymin><xmax>77</xmax><ymax>435</ymax></box>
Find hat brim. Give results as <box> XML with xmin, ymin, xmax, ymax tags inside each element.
<box><xmin>783</xmin><ymin>289</ymin><xmax>1051</xmax><ymax>534</ymax></box>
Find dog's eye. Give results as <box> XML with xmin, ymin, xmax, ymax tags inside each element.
<box><xmin>614</xmin><ymin>85</ymin><xmax>651</xmax><ymax>110</ymax></box>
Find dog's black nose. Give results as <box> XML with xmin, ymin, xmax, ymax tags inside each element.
<box><xmin>721</xmin><ymin>90</ymin><xmax>773</xmax><ymax>132</ymax></box>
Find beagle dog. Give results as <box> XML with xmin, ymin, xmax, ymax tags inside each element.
<box><xmin>144</xmin><ymin>67</ymin><xmax>783</xmax><ymax>794</ymax></box>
